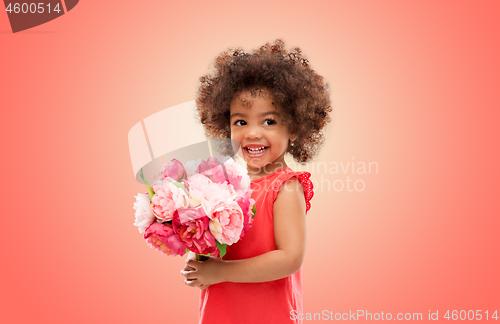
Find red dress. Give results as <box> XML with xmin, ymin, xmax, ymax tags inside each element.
<box><xmin>199</xmin><ymin>167</ymin><xmax>314</xmax><ymax>324</ymax></box>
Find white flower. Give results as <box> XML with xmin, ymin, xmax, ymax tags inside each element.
<box><xmin>133</xmin><ymin>193</ymin><xmax>155</xmax><ymax>233</ymax></box>
<box><xmin>184</xmin><ymin>158</ymin><xmax>204</xmax><ymax>177</ymax></box>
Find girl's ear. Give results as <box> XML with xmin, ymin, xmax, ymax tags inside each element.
<box><xmin>290</xmin><ymin>133</ymin><xmax>298</xmax><ymax>142</ymax></box>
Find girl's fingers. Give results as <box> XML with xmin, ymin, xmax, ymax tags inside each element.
<box><xmin>186</xmin><ymin>259</ymin><xmax>202</xmax><ymax>269</ymax></box>
<box><xmin>182</xmin><ymin>265</ymin><xmax>195</xmax><ymax>271</ymax></box>
<box><xmin>184</xmin><ymin>279</ymin><xmax>200</xmax><ymax>288</ymax></box>
<box><xmin>180</xmin><ymin>270</ymin><xmax>197</xmax><ymax>279</ymax></box>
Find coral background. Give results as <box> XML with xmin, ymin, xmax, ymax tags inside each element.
<box><xmin>1</xmin><ymin>1</ymin><xmax>498</xmax><ymax>323</ymax></box>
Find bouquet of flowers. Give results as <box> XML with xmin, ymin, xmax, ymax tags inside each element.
<box><xmin>133</xmin><ymin>156</ymin><xmax>256</xmax><ymax>260</ymax></box>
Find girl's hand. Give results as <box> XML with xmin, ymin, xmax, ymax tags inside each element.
<box><xmin>181</xmin><ymin>251</ymin><xmax>197</xmax><ymax>285</ymax></box>
<box><xmin>182</xmin><ymin>251</ymin><xmax>197</xmax><ymax>270</ymax></box>
<box><xmin>181</xmin><ymin>256</ymin><xmax>224</xmax><ymax>290</ymax></box>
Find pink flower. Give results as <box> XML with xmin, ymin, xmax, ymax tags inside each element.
<box><xmin>218</xmin><ymin>157</ymin><xmax>251</xmax><ymax>190</ymax></box>
<box><xmin>184</xmin><ymin>158</ymin><xmax>204</xmax><ymax>177</ymax></box>
<box><xmin>203</xmin><ymin>195</ymin><xmax>244</xmax><ymax>245</ymax></box>
<box><xmin>204</xmin><ymin>181</ymin><xmax>237</xmax><ymax>201</ymax></box>
<box><xmin>197</xmin><ymin>157</ymin><xmax>222</xmax><ymax>181</ymax></box>
<box><xmin>133</xmin><ymin>192</ymin><xmax>156</xmax><ymax>233</ymax></box>
<box><xmin>197</xmin><ymin>157</ymin><xmax>249</xmax><ymax>189</ymax></box>
<box><xmin>186</xmin><ymin>174</ymin><xmax>213</xmax><ymax>208</ymax></box>
<box><xmin>144</xmin><ymin>222</ymin><xmax>187</xmax><ymax>256</ymax></box>
<box><xmin>197</xmin><ymin>157</ymin><xmax>234</xmax><ymax>186</ymax></box>
<box><xmin>151</xmin><ymin>180</ymin><xmax>189</xmax><ymax>221</ymax></box>
<box><xmin>153</xmin><ymin>171</ymin><xmax>166</xmax><ymax>182</ymax></box>
<box><xmin>172</xmin><ymin>207</ymin><xmax>218</xmax><ymax>256</ymax></box>
<box><xmin>188</xmin><ymin>174</ymin><xmax>238</xmax><ymax>207</ymax></box>
<box><xmin>162</xmin><ymin>158</ymin><xmax>187</xmax><ymax>182</ymax></box>
<box><xmin>234</xmin><ymin>190</ymin><xmax>255</xmax><ymax>238</ymax></box>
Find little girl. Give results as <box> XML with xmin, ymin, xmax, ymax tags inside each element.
<box><xmin>181</xmin><ymin>39</ymin><xmax>332</xmax><ymax>323</ymax></box>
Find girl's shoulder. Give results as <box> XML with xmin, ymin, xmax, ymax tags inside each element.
<box><xmin>271</xmin><ymin>168</ymin><xmax>314</xmax><ymax>213</ymax></box>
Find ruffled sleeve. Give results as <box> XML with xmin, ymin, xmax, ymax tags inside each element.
<box><xmin>272</xmin><ymin>171</ymin><xmax>314</xmax><ymax>213</ymax></box>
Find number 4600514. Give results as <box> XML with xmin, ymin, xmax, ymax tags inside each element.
<box><xmin>6</xmin><ymin>3</ymin><xmax>61</xmax><ymax>14</ymax></box>
<box><xmin>443</xmin><ymin>310</ymin><xmax>498</xmax><ymax>321</ymax></box>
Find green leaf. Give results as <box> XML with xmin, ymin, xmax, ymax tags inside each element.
<box><xmin>252</xmin><ymin>204</ymin><xmax>257</xmax><ymax>219</ymax></box>
<box><xmin>140</xmin><ymin>168</ymin><xmax>155</xmax><ymax>200</ymax></box>
<box><xmin>185</xmin><ymin>248</ymin><xmax>190</xmax><ymax>254</ymax></box>
<box><xmin>173</xmin><ymin>181</ymin><xmax>188</xmax><ymax>195</ymax></box>
<box><xmin>216</xmin><ymin>240</ymin><xmax>227</xmax><ymax>259</ymax></box>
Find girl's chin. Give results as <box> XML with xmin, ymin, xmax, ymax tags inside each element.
<box><xmin>243</xmin><ymin>157</ymin><xmax>267</xmax><ymax>169</ymax></box>
<box><xmin>247</xmin><ymin>160</ymin><xmax>277</xmax><ymax>170</ymax></box>
<box><xmin>247</xmin><ymin>162</ymin><xmax>266</xmax><ymax>170</ymax></box>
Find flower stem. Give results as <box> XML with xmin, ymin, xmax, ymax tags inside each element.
<box><xmin>195</xmin><ymin>254</ymin><xmax>208</xmax><ymax>261</ymax></box>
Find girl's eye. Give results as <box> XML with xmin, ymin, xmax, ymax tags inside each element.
<box><xmin>263</xmin><ymin>118</ymin><xmax>276</xmax><ymax>126</ymax></box>
<box><xmin>233</xmin><ymin>119</ymin><xmax>276</xmax><ymax>126</ymax></box>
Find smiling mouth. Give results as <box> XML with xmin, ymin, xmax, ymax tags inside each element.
<box><xmin>245</xmin><ymin>146</ymin><xmax>268</xmax><ymax>154</ymax></box>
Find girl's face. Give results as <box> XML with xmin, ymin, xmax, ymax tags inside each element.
<box><xmin>229</xmin><ymin>89</ymin><xmax>296</xmax><ymax>177</ymax></box>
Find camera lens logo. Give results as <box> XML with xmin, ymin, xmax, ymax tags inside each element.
<box><xmin>3</xmin><ymin>0</ymin><xmax>78</xmax><ymax>33</ymax></box>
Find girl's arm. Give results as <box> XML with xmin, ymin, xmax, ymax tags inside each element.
<box><xmin>182</xmin><ymin>177</ymin><xmax>307</xmax><ymax>288</ymax></box>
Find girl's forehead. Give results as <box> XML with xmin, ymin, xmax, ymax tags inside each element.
<box><xmin>230</xmin><ymin>101</ymin><xmax>282</xmax><ymax>118</ymax></box>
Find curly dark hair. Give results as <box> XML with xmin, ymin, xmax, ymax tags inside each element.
<box><xmin>195</xmin><ymin>39</ymin><xmax>332</xmax><ymax>164</ymax></box>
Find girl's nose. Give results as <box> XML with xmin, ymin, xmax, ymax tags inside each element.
<box><xmin>245</xmin><ymin>125</ymin><xmax>261</xmax><ymax>140</ymax></box>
